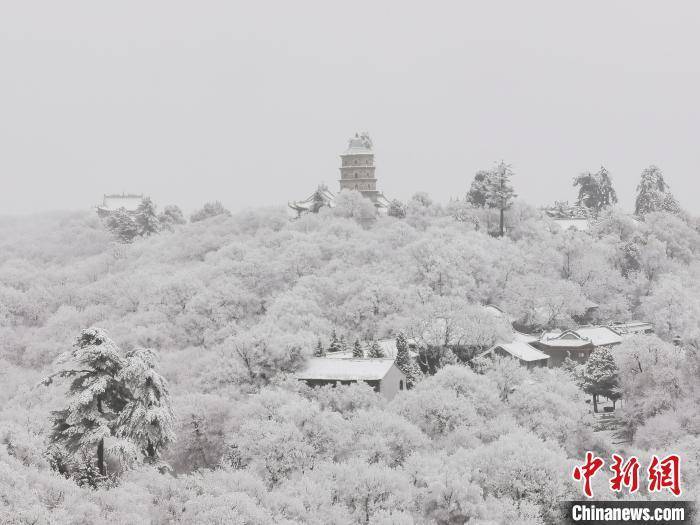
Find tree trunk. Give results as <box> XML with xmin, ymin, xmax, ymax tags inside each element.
<box><xmin>499</xmin><ymin>207</ymin><xmax>504</xmax><ymax>237</ymax></box>
<box><xmin>97</xmin><ymin>438</ymin><xmax>106</xmax><ymax>476</ymax></box>
<box><xmin>592</xmin><ymin>394</ymin><xmax>598</xmax><ymax>413</ymax></box>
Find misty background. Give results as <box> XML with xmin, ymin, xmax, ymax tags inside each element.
<box><xmin>1</xmin><ymin>1</ymin><xmax>698</xmax><ymax>215</ymax></box>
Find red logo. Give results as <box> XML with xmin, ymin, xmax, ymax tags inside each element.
<box><xmin>573</xmin><ymin>453</ymin><xmax>681</xmax><ymax>498</ymax></box>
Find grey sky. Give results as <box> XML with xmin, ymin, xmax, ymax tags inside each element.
<box><xmin>1</xmin><ymin>1</ymin><xmax>699</xmax><ymax>215</ymax></box>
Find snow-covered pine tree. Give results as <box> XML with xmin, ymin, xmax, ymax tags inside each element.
<box><xmin>394</xmin><ymin>332</ymin><xmax>421</xmax><ymax>388</ymax></box>
<box><xmin>352</xmin><ymin>339</ymin><xmax>364</xmax><ymax>358</ymax></box>
<box><xmin>581</xmin><ymin>346</ymin><xmax>620</xmax><ymax>412</ymax></box>
<box><xmin>43</xmin><ymin>328</ymin><xmax>129</xmax><ymax>478</ymax></box>
<box><xmin>328</xmin><ymin>329</ymin><xmax>342</xmax><ymax>353</ymax></box>
<box><xmin>115</xmin><ymin>348</ymin><xmax>175</xmax><ymax>467</ymax></box>
<box><xmin>314</xmin><ymin>339</ymin><xmax>326</xmax><ymax>357</ymax></box>
<box><xmin>135</xmin><ymin>197</ymin><xmax>160</xmax><ymax>236</ymax></box>
<box><xmin>367</xmin><ymin>340</ymin><xmax>384</xmax><ymax>358</ymax></box>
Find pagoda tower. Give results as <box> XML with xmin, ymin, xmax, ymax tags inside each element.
<box><xmin>338</xmin><ymin>132</ymin><xmax>381</xmax><ymax>202</ymax></box>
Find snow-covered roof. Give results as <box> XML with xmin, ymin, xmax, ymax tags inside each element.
<box><xmin>487</xmin><ymin>342</ymin><xmax>550</xmax><ymax>362</ymax></box>
<box><xmin>342</xmin><ymin>132</ymin><xmax>373</xmax><ymax>156</ymax></box>
<box><xmin>513</xmin><ymin>331</ymin><xmax>538</xmax><ymax>344</ymax></box>
<box><xmin>538</xmin><ymin>331</ymin><xmax>592</xmax><ymax>348</ymax></box>
<box><xmin>569</xmin><ymin>326</ymin><xmax>622</xmax><ymax>347</ymax></box>
<box><xmin>296</xmin><ymin>358</ymin><xmax>399</xmax><ymax>381</ymax></box>
<box><xmin>288</xmin><ymin>186</ymin><xmax>336</xmax><ymax>212</ymax></box>
<box><xmin>609</xmin><ymin>321</ymin><xmax>654</xmax><ymax>335</ymax></box>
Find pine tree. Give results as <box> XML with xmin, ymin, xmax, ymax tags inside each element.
<box><xmin>43</xmin><ymin>328</ymin><xmax>129</xmax><ymax>478</ymax></box>
<box><xmin>581</xmin><ymin>347</ymin><xmax>620</xmax><ymax>413</ymax></box>
<box><xmin>314</xmin><ymin>339</ymin><xmax>326</xmax><ymax>357</ymax></box>
<box><xmin>635</xmin><ymin>165</ymin><xmax>680</xmax><ymax>216</ymax></box>
<box><xmin>367</xmin><ymin>340</ymin><xmax>384</xmax><ymax>358</ymax></box>
<box><xmin>134</xmin><ymin>197</ymin><xmax>160</xmax><ymax>236</ymax></box>
<box><xmin>352</xmin><ymin>339</ymin><xmax>364</xmax><ymax>358</ymax></box>
<box><xmin>115</xmin><ymin>348</ymin><xmax>175</xmax><ymax>466</ymax></box>
<box><xmin>393</xmin><ymin>332</ymin><xmax>421</xmax><ymax>388</ymax></box>
<box><xmin>573</xmin><ymin>166</ymin><xmax>618</xmax><ymax>217</ymax></box>
<box><xmin>339</xmin><ymin>336</ymin><xmax>348</xmax><ymax>353</ymax></box>
<box><xmin>328</xmin><ymin>329</ymin><xmax>342</xmax><ymax>353</ymax></box>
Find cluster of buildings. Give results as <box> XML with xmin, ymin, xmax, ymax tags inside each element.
<box><xmin>479</xmin><ymin>304</ymin><xmax>653</xmax><ymax>369</ymax></box>
<box><xmin>295</xmin><ymin>305</ymin><xmax>654</xmax><ymax>399</ymax></box>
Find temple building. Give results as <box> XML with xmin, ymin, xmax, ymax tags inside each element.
<box><xmin>288</xmin><ymin>132</ymin><xmax>390</xmax><ymax>217</ymax></box>
<box><xmin>96</xmin><ymin>193</ymin><xmax>145</xmax><ymax>218</ymax></box>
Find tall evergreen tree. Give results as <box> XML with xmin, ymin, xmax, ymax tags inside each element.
<box><xmin>635</xmin><ymin>165</ymin><xmax>680</xmax><ymax>216</ymax></box>
<box><xmin>394</xmin><ymin>333</ymin><xmax>421</xmax><ymax>388</ymax></box>
<box><xmin>581</xmin><ymin>347</ymin><xmax>620</xmax><ymax>413</ymax></box>
<box><xmin>469</xmin><ymin>162</ymin><xmax>516</xmax><ymax>236</ymax></box>
<box><xmin>115</xmin><ymin>348</ymin><xmax>175</xmax><ymax>466</ymax></box>
<box><xmin>573</xmin><ymin>166</ymin><xmax>618</xmax><ymax>217</ymax></box>
<box><xmin>43</xmin><ymin>328</ymin><xmax>129</xmax><ymax>477</ymax></box>
<box><xmin>466</xmin><ymin>169</ymin><xmax>492</xmax><ymax>208</ymax></box>
<box><xmin>367</xmin><ymin>340</ymin><xmax>385</xmax><ymax>358</ymax></box>
<box><xmin>314</xmin><ymin>339</ymin><xmax>326</xmax><ymax>357</ymax></box>
<box><xmin>328</xmin><ymin>329</ymin><xmax>342</xmax><ymax>353</ymax></box>
<box><xmin>352</xmin><ymin>339</ymin><xmax>364</xmax><ymax>358</ymax></box>
<box><xmin>135</xmin><ymin>197</ymin><xmax>160</xmax><ymax>236</ymax></box>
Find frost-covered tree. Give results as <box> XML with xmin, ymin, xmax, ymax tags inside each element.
<box><xmin>134</xmin><ymin>197</ymin><xmax>160</xmax><ymax>236</ymax></box>
<box><xmin>104</xmin><ymin>208</ymin><xmax>139</xmax><ymax>243</ymax></box>
<box><xmin>367</xmin><ymin>340</ymin><xmax>384</xmax><ymax>358</ymax></box>
<box><xmin>581</xmin><ymin>347</ymin><xmax>619</xmax><ymax>412</ymax></box>
<box><xmin>466</xmin><ymin>169</ymin><xmax>491</xmax><ymax>208</ymax></box>
<box><xmin>387</xmin><ymin>199</ymin><xmax>406</xmax><ymax>218</ymax></box>
<box><xmin>190</xmin><ymin>201</ymin><xmax>231</xmax><ymax>222</ymax></box>
<box><xmin>635</xmin><ymin>165</ymin><xmax>680</xmax><ymax>216</ymax></box>
<box><xmin>115</xmin><ymin>348</ymin><xmax>175</xmax><ymax>466</ymax></box>
<box><xmin>43</xmin><ymin>328</ymin><xmax>129</xmax><ymax>478</ymax></box>
<box><xmin>352</xmin><ymin>339</ymin><xmax>364</xmax><ymax>358</ymax></box>
<box><xmin>158</xmin><ymin>205</ymin><xmax>186</xmax><ymax>230</ymax></box>
<box><xmin>314</xmin><ymin>339</ymin><xmax>326</xmax><ymax>357</ymax></box>
<box><xmin>327</xmin><ymin>329</ymin><xmax>342</xmax><ymax>353</ymax></box>
<box><xmin>394</xmin><ymin>333</ymin><xmax>421</xmax><ymax>388</ymax></box>
<box><xmin>573</xmin><ymin>166</ymin><xmax>617</xmax><ymax>216</ymax></box>
<box><xmin>469</xmin><ymin>162</ymin><xmax>516</xmax><ymax>237</ymax></box>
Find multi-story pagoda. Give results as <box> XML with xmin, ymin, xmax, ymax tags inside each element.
<box><xmin>288</xmin><ymin>132</ymin><xmax>390</xmax><ymax>217</ymax></box>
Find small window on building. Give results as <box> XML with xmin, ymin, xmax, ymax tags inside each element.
<box><xmin>399</xmin><ymin>380</ymin><xmax>404</xmax><ymax>391</ymax></box>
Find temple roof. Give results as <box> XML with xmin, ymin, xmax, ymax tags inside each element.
<box><xmin>483</xmin><ymin>342</ymin><xmax>550</xmax><ymax>362</ymax></box>
<box><xmin>296</xmin><ymin>358</ymin><xmax>399</xmax><ymax>381</ymax></box>
<box><xmin>342</xmin><ymin>132</ymin><xmax>373</xmax><ymax>155</ymax></box>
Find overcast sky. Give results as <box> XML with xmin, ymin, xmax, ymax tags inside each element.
<box><xmin>1</xmin><ymin>1</ymin><xmax>699</xmax><ymax>215</ymax></box>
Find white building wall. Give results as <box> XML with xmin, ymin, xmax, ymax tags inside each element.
<box><xmin>378</xmin><ymin>363</ymin><xmax>406</xmax><ymax>400</ymax></box>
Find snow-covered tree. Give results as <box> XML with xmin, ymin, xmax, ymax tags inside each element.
<box><xmin>134</xmin><ymin>197</ymin><xmax>160</xmax><ymax>236</ymax></box>
<box><xmin>115</xmin><ymin>348</ymin><xmax>175</xmax><ymax>466</ymax></box>
<box><xmin>635</xmin><ymin>165</ymin><xmax>680</xmax><ymax>216</ymax></box>
<box><xmin>43</xmin><ymin>328</ymin><xmax>129</xmax><ymax>478</ymax></box>
<box><xmin>394</xmin><ymin>333</ymin><xmax>421</xmax><ymax>388</ymax></box>
<box><xmin>158</xmin><ymin>205</ymin><xmax>186</xmax><ymax>230</ymax></box>
<box><xmin>573</xmin><ymin>166</ymin><xmax>618</xmax><ymax>216</ymax></box>
<box><xmin>367</xmin><ymin>340</ymin><xmax>384</xmax><ymax>358</ymax></box>
<box><xmin>387</xmin><ymin>199</ymin><xmax>406</xmax><ymax>218</ymax></box>
<box><xmin>352</xmin><ymin>339</ymin><xmax>364</xmax><ymax>358</ymax></box>
<box><xmin>190</xmin><ymin>201</ymin><xmax>231</xmax><ymax>222</ymax></box>
<box><xmin>327</xmin><ymin>329</ymin><xmax>342</xmax><ymax>353</ymax></box>
<box><xmin>581</xmin><ymin>346</ymin><xmax>619</xmax><ymax>412</ymax></box>
<box><xmin>104</xmin><ymin>208</ymin><xmax>138</xmax><ymax>243</ymax></box>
